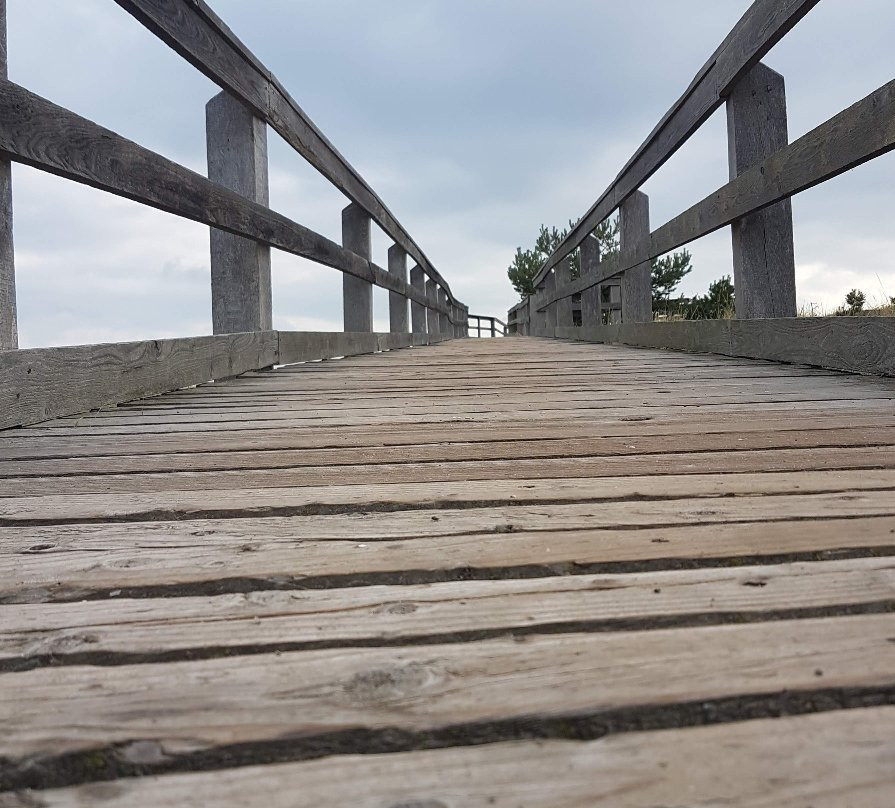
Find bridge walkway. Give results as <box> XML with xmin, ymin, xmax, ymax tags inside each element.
<box><xmin>2</xmin><ymin>336</ymin><xmax>895</xmax><ymax>804</ymax></box>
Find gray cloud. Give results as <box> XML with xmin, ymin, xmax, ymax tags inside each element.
<box><xmin>6</xmin><ymin>0</ymin><xmax>894</xmax><ymax>346</ymax></box>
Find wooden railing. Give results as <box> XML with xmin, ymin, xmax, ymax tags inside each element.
<box><xmin>0</xmin><ymin>0</ymin><xmax>470</xmax><ymax>429</ymax></box>
<box><xmin>468</xmin><ymin>315</ymin><xmax>507</xmax><ymax>338</ymax></box>
<box><xmin>509</xmin><ymin>0</ymin><xmax>895</xmax><ymax>377</ymax></box>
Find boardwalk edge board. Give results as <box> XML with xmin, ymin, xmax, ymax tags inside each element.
<box><xmin>0</xmin><ymin>330</ymin><xmax>447</xmax><ymax>429</ymax></box>
<box><xmin>554</xmin><ymin>318</ymin><xmax>895</xmax><ymax>377</ymax></box>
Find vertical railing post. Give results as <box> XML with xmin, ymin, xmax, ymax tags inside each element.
<box><xmin>619</xmin><ymin>190</ymin><xmax>652</xmax><ymax>323</ymax></box>
<box><xmin>543</xmin><ymin>270</ymin><xmax>557</xmax><ymax>337</ymax></box>
<box><xmin>437</xmin><ymin>288</ymin><xmax>450</xmax><ymax>336</ymax></box>
<box><xmin>341</xmin><ymin>203</ymin><xmax>373</xmax><ymax>332</ymax></box>
<box><xmin>425</xmin><ymin>279</ymin><xmax>438</xmax><ymax>336</ymax></box>
<box><xmin>727</xmin><ymin>62</ymin><xmax>796</xmax><ymax>318</ymax></box>
<box><xmin>459</xmin><ymin>305</ymin><xmax>468</xmax><ymax>338</ymax></box>
<box><xmin>0</xmin><ymin>0</ymin><xmax>14</xmax><ymax>350</ymax></box>
<box><xmin>387</xmin><ymin>244</ymin><xmax>409</xmax><ymax>333</ymax></box>
<box><xmin>580</xmin><ymin>235</ymin><xmax>601</xmax><ymax>328</ymax></box>
<box><xmin>206</xmin><ymin>91</ymin><xmax>272</xmax><ymax>334</ymax></box>
<box><xmin>409</xmin><ymin>265</ymin><xmax>427</xmax><ymax>334</ymax></box>
<box><xmin>556</xmin><ymin>256</ymin><xmax>574</xmax><ymax>328</ymax></box>
<box><xmin>490</xmin><ymin>318</ymin><xmax>496</xmax><ymax>338</ymax></box>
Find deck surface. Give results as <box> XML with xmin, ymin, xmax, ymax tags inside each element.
<box><xmin>2</xmin><ymin>336</ymin><xmax>895</xmax><ymax>805</ymax></box>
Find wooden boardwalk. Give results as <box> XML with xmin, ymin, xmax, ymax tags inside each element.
<box><xmin>2</xmin><ymin>336</ymin><xmax>895</xmax><ymax>805</ymax></box>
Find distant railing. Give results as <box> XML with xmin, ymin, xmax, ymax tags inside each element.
<box><xmin>0</xmin><ymin>0</ymin><xmax>470</xmax><ymax>428</ymax></box>
<box><xmin>508</xmin><ymin>0</ymin><xmax>895</xmax><ymax>376</ymax></box>
<box><xmin>468</xmin><ymin>315</ymin><xmax>507</xmax><ymax>338</ymax></box>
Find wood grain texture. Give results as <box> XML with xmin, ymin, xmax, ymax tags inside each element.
<box><xmin>2</xmin><ymin>614</ymin><xmax>893</xmax><ymax>763</ymax></box>
<box><xmin>555</xmin><ymin>318</ymin><xmax>895</xmax><ymax>376</ymax></box>
<box><xmin>0</xmin><ymin>331</ymin><xmax>278</xmax><ymax>430</ymax></box>
<box><xmin>3</xmin><ymin>558</ymin><xmax>892</xmax><ymax>663</ymax></box>
<box><xmin>112</xmin><ymin>0</ymin><xmax>460</xmax><ymax>305</ymax></box>
<box><xmin>0</xmin><ymin>331</ymin><xmax>448</xmax><ymax>429</ymax></box>
<box><xmin>5</xmin><ymin>337</ymin><xmax>895</xmax><ymax>800</ymax></box>
<box><xmin>0</xmin><ymin>80</ymin><xmax>451</xmax><ymax>318</ymax></box>
<box><xmin>22</xmin><ymin>709</ymin><xmax>895</xmax><ymax>808</ymax></box>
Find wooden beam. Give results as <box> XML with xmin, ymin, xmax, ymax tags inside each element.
<box><xmin>112</xmin><ymin>0</ymin><xmax>459</xmax><ymax>305</ymax></box>
<box><xmin>540</xmin><ymin>78</ymin><xmax>895</xmax><ymax>310</ymax></box>
<box><xmin>555</xmin><ymin>318</ymin><xmax>895</xmax><ymax>377</ymax></box>
<box><xmin>206</xmin><ymin>90</ymin><xmax>272</xmax><ymax>333</ymax></box>
<box><xmin>533</xmin><ymin>0</ymin><xmax>821</xmax><ymax>285</ymax></box>
<box><xmin>277</xmin><ymin>331</ymin><xmax>442</xmax><ymax>366</ymax></box>
<box><xmin>342</xmin><ymin>203</ymin><xmax>373</xmax><ymax>332</ymax></box>
<box><xmin>727</xmin><ymin>63</ymin><xmax>796</xmax><ymax>318</ymax></box>
<box><xmin>0</xmin><ymin>331</ymin><xmax>278</xmax><ymax>430</ymax></box>
<box><xmin>0</xmin><ymin>330</ymin><xmax>450</xmax><ymax>430</ymax></box>
<box><xmin>0</xmin><ymin>0</ymin><xmax>14</xmax><ymax>350</ymax></box>
<box><xmin>0</xmin><ymin>80</ymin><xmax>451</xmax><ymax>319</ymax></box>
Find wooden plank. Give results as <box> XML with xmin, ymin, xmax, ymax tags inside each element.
<box><xmin>0</xmin><ymin>332</ymin><xmax>278</xmax><ymax>431</ymax></box>
<box><xmin>534</xmin><ymin>0</ymin><xmax>820</xmax><ymax>281</ymax></box>
<box><xmin>1</xmin><ymin>614</ymin><xmax>893</xmax><ymax>764</ymax></box>
<box><xmin>278</xmin><ymin>331</ymin><xmax>439</xmax><ymax>365</ymax></box>
<box><xmin>0</xmin><ymin>332</ymin><xmax>452</xmax><ymax>430</ymax></box>
<box><xmin>555</xmin><ymin>318</ymin><xmax>895</xmax><ymax>377</ymax></box>
<box><xmin>2</xmin><ymin>425</ymin><xmax>891</xmax><ymax>481</ymax></box>
<box><xmin>0</xmin><ymin>81</ymin><xmax>450</xmax><ymax>318</ymax></box>
<box><xmin>3</xmin><ymin>557</ymin><xmax>893</xmax><ymax>664</ymax></box>
<box><xmin>25</xmin><ymin>708</ymin><xmax>895</xmax><ymax>807</ymax></box>
<box><xmin>4</xmin><ymin>513</ymin><xmax>893</xmax><ymax>604</ymax></box>
<box><xmin>24</xmin><ymin>386</ymin><xmax>895</xmax><ymax>430</ymax></box>
<box><xmin>2</xmin><ymin>443</ymin><xmax>895</xmax><ymax>500</ymax></box>
<box><xmin>13</xmin><ymin>402</ymin><xmax>894</xmax><ymax>436</ymax></box>
<box><xmin>0</xmin><ymin>0</ymin><xmax>13</xmax><ymax>351</ymax></box>
<box><xmin>112</xmin><ymin>0</ymin><xmax>459</xmax><ymax>305</ymax></box>
<box><xmin>4</xmin><ymin>412</ymin><xmax>889</xmax><ymax>461</ymax></box>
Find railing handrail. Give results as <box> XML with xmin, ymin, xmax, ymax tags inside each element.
<box><xmin>113</xmin><ymin>0</ymin><xmax>459</xmax><ymax>307</ymax></box>
<box><xmin>530</xmin><ymin>0</ymin><xmax>819</xmax><ymax>287</ymax></box>
<box><xmin>0</xmin><ymin>0</ymin><xmax>467</xmax><ymax>359</ymax></box>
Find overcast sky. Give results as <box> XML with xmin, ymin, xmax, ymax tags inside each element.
<box><xmin>7</xmin><ymin>0</ymin><xmax>895</xmax><ymax>347</ymax></box>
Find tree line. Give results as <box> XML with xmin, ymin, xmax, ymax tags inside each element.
<box><xmin>507</xmin><ymin>218</ymin><xmax>734</xmax><ymax>319</ymax></box>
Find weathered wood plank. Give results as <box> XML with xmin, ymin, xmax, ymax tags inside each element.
<box><xmin>2</xmin><ymin>425</ymin><xmax>890</xmax><ymax>481</ymax></box>
<box><xmin>0</xmin><ymin>81</ymin><xmax>449</xmax><ymax>318</ymax></box>
<box><xmin>4</xmin><ymin>513</ymin><xmax>893</xmax><ymax>604</ymax></box>
<box><xmin>4</xmin><ymin>411</ymin><xmax>888</xmax><ymax>462</ymax></box>
<box><xmin>3</xmin><ymin>558</ymin><xmax>892</xmax><ymax>663</ymax></box>
<box><xmin>0</xmin><ymin>332</ymin><xmax>278</xmax><ymax>430</ymax></box>
<box><xmin>24</xmin><ymin>708</ymin><xmax>895</xmax><ymax>807</ymax></box>
<box><xmin>2</xmin><ymin>443</ymin><xmax>895</xmax><ymax>500</ymax></box>
<box><xmin>112</xmin><ymin>0</ymin><xmax>459</xmax><ymax>304</ymax></box>
<box><xmin>1</xmin><ymin>614</ymin><xmax>892</xmax><ymax>764</ymax></box>
<box><xmin>555</xmin><ymin>318</ymin><xmax>895</xmax><ymax>377</ymax></box>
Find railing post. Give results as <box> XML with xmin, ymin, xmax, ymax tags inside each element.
<box><xmin>543</xmin><ymin>270</ymin><xmax>557</xmax><ymax>337</ymax></box>
<box><xmin>727</xmin><ymin>62</ymin><xmax>796</xmax><ymax>319</ymax></box>
<box><xmin>619</xmin><ymin>190</ymin><xmax>652</xmax><ymax>323</ymax></box>
<box><xmin>409</xmin><ymin>265</ymin><xmax>427</xmax><ymax>334</ymax></box>
<box><xmin>580</xmin><ymin>235</ymin><xmax>601</xmax><ymax>327</ymax></box>
<box><xmin>490</xmin><ymin>318</ymin><xmax>496</xmax><ymax>338</ymax></box>
<box><xmin>341</xmin><ymin>202</ymin><xmax>373</xmax><ymax>332</ymax></box>
<box><xmin>0</xmin><ymin>0</ymin><xmax>14</xmax><ymax>350</ymax></box>
<box><xmin>437</xmin><ymin>288</ymin><xmax>450</xmax><ymax>336</ymax></box>
<box><xmin>556</xmin><ymin>256</ymin><xmax>574</xmax><ymax>328</ymax></box>
<box><xmin>425</xmin><ymin>279</ymin><xmax>438</xmax><ymax>335</ymax></box>
<box><xmin>387</xmin><ymin>244</ymin><xmax>408</xmax><ymax>333</ymax></box>
<box><xmin>206</xmin><ymin>91</ymin><xmax>271</xmax><ymax>334</ymax></box>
